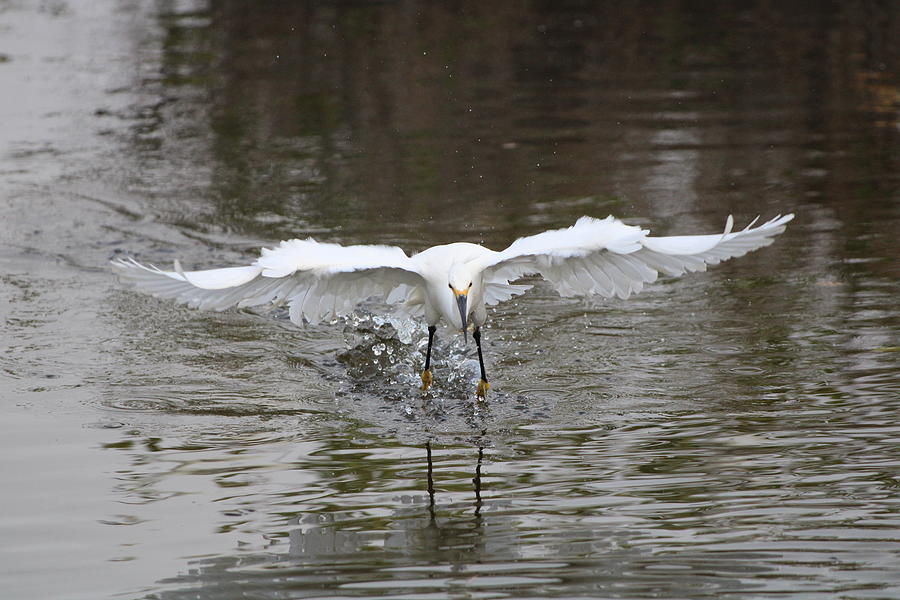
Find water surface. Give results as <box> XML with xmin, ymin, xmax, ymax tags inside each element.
<box><xmin>1</xmin><ymin>2</ymin><xmax>899</xmax><ymax>599</ymax></box>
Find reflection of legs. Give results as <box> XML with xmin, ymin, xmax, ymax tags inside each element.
<box><xmin>473</xmin><ymin>326</ymin><xmax>489</xmax><ymax>399</ymax></box>
<box><xmin>473</xmin><ymin>446</ymin><xmax>484</xmax><ymax>518</ymax></box>
<box><xmin>426</xmin><ymin>442</ymin><xmax>484</xmax><ymax>521</ymax></box>
<box><xmin>425</xmin><ymin>441</ymin><xmax>436</xmax><ymax>520</ymax></box>
<box><xmin>421</xmin><ymin>325</ymin><xmax>436</xmax><ymax>391</ymax></box>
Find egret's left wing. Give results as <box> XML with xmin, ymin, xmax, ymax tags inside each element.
<box><xmin>480</xmin><ymin>214</ymin><xmax>793</xmax><ymax>300</ymax></box>
<box><xmin>113</xmin><ymin>239</ymin><xmax>425</xmax><ymax>324</ymax></box>
<box><xmin>483</xmin><ymin>281</ymin><xmax>533</xmax><ymax>306</ymax></box>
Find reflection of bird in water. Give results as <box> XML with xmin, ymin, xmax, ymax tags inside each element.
<box><xmin>426</xmin><ymin>441</ymin><xmax>484</xmax><ymax>521</ymax></box>
<box><xmin>288</xmin><ymin>441</ymin><xmax>488</xmax><ymax>566</ymax></box>
<box><xmin>113</xmin><ymin>214</ymin><xmax>793</xmax><ymax>398</ymax></box>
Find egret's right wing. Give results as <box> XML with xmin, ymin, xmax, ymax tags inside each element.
<box><xmin>112</xmin><ymin>239</ymin><xmax>425</xmax><ymax>324</ymax></box>
<box><xmin>481</xmin><ymin>214</ymin><xmax>793</xmax><ymax>300</ymax></box>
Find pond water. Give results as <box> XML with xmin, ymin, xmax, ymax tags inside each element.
<box><xmin>1</xmin><ymin>2</ymin><xmax>899</xmax><ymax>599</ymax></box>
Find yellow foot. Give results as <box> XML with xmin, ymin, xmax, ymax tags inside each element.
<box><xmin>420</xmin><ymin>369</ymin><xmax>433</xmax><ymax>391</ymax></box>
<box><xmin>476</xmin><ymin>379</ymin><xmax>491</xmax><ymax>400</ymax></box>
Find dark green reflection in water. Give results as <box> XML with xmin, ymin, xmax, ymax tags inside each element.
<box><xmin>138</xmin><ymin>1</ymin><xmax>899</xmax><ymax>252</ymax></box>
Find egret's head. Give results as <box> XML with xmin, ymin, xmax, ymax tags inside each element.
<box><xmin>448</xmin><ymin>263</ymin><xmax>474</xmax><ymax>341</ymax></box>
<box><xmin>447</xmin><ymin>263</ymin><xmax>473</xmax><ymax>300</ymax></box>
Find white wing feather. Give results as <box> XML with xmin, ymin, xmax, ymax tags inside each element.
<box><xmin>483</xmin><ymin>281</ymin><xmax>532</xmax><ymax>306</ymax></box>
<box><xmin>113</xmin><ymin>214</ymin><xmax>793</xmax><ymax>322</ymax></box>
<box><xmin>112</xmin><ymin>239</ymin><xmax>424</xmax><ymax>324</ymax></box>
<box><xmin>481</xmin><ymin>214</ymin><xmax>794</xmax><ymax>300</ymax></box>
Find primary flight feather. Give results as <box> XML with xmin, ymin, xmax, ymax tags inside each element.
<box><xmin>113</xmin><ymin>213</ymin><xmax>794</xmax><ymax>398</ymax></box>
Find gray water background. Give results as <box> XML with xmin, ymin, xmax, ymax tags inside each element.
<box><xmin>1</xmin><ymin>2</ymin><xmax>899</xmax><ymax>598</ymax></box>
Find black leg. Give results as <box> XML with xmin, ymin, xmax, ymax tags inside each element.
<box><xmin>473</xmin><ymin>326</ymin><xmax>490</xmax><ymax>398</ymax></box>
<box><xmin>421</xmin><ymin>325</ymin><xmax>436</xmax><ymax>391</ymax></box>
<box><xmin>424</xmin><ymin>325</ymin><xmax>436</xmax><ymax>371</ymax></box>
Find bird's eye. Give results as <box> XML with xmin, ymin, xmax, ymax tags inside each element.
<box><xmin>468</xmin><ymin>282</ymin><xmax>473</xmax><ymax>288</ymax></box>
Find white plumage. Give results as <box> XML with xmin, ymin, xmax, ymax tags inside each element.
<box><xmin>113</xmin><ymin>213</ymin><xmax>793</xmax><ymax>397</ymax></box>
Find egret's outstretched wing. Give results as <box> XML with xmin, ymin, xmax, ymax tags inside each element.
<box><xmin>112</xmin><ymin>239</ymin><xmax>425</xmax><ymax>324</ymax></box>
<box><xmin>481</xmin><ymin>214</ymin><xmax>794</xmax><ymax>300</ymax></box>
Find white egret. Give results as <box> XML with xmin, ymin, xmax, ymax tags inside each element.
<box><xmin>112</xmin><ymin>213</ymin><xmax>793</xmax><ymax>398</ymax></box>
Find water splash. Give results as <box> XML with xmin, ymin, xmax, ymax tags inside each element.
<box><xmin>335</xmin><ymin>311</ymin><xmax>481</xmax><ymax>400</ymax></box>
